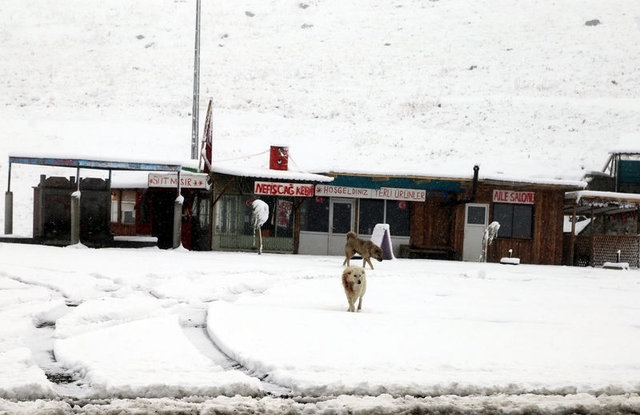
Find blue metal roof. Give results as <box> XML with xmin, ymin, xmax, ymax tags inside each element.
<box><xmin>8</xmin><ymin>155</ymin><xmax>182</xmax><ymax>172</ymax></box>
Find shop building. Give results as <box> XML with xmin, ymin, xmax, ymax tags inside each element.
<box><xmin>296</xmin><ymin>167</ymin><xmax>583</xmax><ymax>264</ymax></box>
<box><xmin>207</xmin><ymin>147</ymin><xmax>333</xmax><ymax>253</ymax></box>
<box><xmin>4</xmin><ymin>151</ymin><xmax>591</xmax><ymax>266</ymax></box>
<box><xmin>564</xmin><ymin>152</ymin><xmax>640</xmax><ymax>268</ymax></box>
<box><xmin>4</xmin><ymin>155</ymin><xmax>186</xmax><ymax>248</ymax></box>
<box><xmin>110</xmin><ymin>171</ymin><xmax>212</xmax><ymax>250</ymax></box>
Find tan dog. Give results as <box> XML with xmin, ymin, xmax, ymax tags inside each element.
<box><xmin>343</xmin><ymin>231</ymin><xmax>383</xmax><ymax>270</ymax></box>
<box><xmin>341</xmin><ymin>266</ymin><xmax>367</xmax><ymax>312</ymax></box>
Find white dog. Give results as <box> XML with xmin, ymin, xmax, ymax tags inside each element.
<box><xmin>341</xmin><ymin>266</ymin><xmax>367</xmax><ymax>312</ymax></box>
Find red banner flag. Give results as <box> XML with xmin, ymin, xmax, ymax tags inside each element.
<box><xmin>201</xmin><ymin>99</ymin><xmax>213</xmax><ymax>173</ymax></box>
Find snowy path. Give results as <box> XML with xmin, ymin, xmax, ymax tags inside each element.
<box><xmin>2</xmin><ymin>244</ymin><xmax>640</xmax><ymax>414</ymax></box>
<box><xmin>183</xmin><ymin>326</ymin><xmax>293</xmax><ymax>396</ymax></box>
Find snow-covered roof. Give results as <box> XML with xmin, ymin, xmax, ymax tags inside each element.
<box><xmin>212</xmin><ymin>162</ymin><xmax>333</xmax><ymax>183</ymax></box>
<box><xmin>479</xmin><ymin>174</ymin><xmax>586</xmax><ymax>188</ymax></box>
<box><xmin>564</xmin><ymin>190</ymin><xmax>640</xmax><ymax>216</ymax></box>
<box><xmin>565</xmin><ymin>190</ymin><xmax>640</xmax><ymax>204</ymax></box>
<box><xmin>325</xmin><ymin>168</ymin><xmax>586</xmax><ymax>188</ymax></box>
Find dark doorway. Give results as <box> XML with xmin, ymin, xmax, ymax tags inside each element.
<box><xmin>151</xmin><ymin>189</ymin><xmax>176</xmax><ymax>249</ymax></box>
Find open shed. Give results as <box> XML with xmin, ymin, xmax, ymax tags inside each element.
<box><xmin>564</xmin><ymin>190</ymin><xmax>640</xmax><ymax>268</ymax></box>
<box><xmin>4</xmin><ymin>155</ymin><xmax>183</xmax><ymax>247</ymax></box>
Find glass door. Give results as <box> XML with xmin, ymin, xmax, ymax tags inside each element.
<box><xmin>463</xmin><ymin>203</ymin><xmax>489</xmax><ymax>261</ymax></box>
<box><xmin>328</xmin><ymin>198</ymin><xmax>355</xmax><ymax>256</ymax></box>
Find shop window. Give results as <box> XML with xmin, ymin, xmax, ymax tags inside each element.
<box><xmin>110</xmin><ymin>190</ymin><xmax>136</xmax><ymax>224</ymax></box>
<box><xmin>358</xmin><ymin>199</ymin><xmax>384</xmax><ymax>235</ymax></box>
<box><xmin>300</xmin><ymin>197</ymin><xmax>329</xmax><ymax>232</ymax></box>
<box><xmin>358</xmin><ymin>199</ymin><xmax>410</xmax><ymax>237</ymax></box>
<box><xmin>494</xmin><ymin>203</ymin><xmax>533</xmax><ymax>238</ymax></box>
<box><xmin>275</xmin><ymin>199</ymin><xmax>294</xmax><ymax>237</ymax></box>
<box><xmin>197</xmin><ymin>197</ymin><xmax>210</xmax><ymax>228</ymax></box>
<box><xmin>466</xmin><ymin>205</ymin><xmax>487</xmax><ymax>225</ymax></box>
<box><xmin>215</xmin><ymin>195</ymin><xmax>238</xmax><ymax>234</ymax></box>
<box><xmin>239</xmin><ymin>197</ymin><xmax>294</xmax><ymax>238</ymax></box>
<box><xmin>121</xmin><ymin>190</ymin><xmax>136</xmax><ymax>224</ymax></box>
<box><xmin>331</xmin><ymin>200</ymin><xmax>353</xmax><ymax>234</ymax></box>
<box><xmin>386</xmin><ymin>200</ymin><xmax>410</xmax><ymax>236</ymax></box>
<box><xmin>241</xmin><ymin>197</ymin><xmax>256</xmax><ymax>235</ymax></box>
<box><xmin>110</xmin><ymin>191</ymin><xmax>119</xmax><ymax>223</ymax></box>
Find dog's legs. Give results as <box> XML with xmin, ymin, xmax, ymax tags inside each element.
<box><xmin>357</xmin><ymin>295</ymin><xmax>363</xmax><ymax>311</ymax></box>
<box><xmin>347</xmin><ymin>298</ymin><xmax>355</xmax><ymax>312</ymax></box>
<box><xmin>364</xmin><ymin>257</ymin><xmax>374</xmax><ymax>270</ymax></box>
<box><xmin>343</xmin><ymin>257</ymin><xmax>350</xmax><ymax>267</ymax></box>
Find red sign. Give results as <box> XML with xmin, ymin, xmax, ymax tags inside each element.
<box><xmin>492</xmin><ymin>190</ymin><xmax>535</xmax><ymax>204</ymax></box>
<box><xmin>254</xmin><ymin>181</ymin><xmax>314</xmax><ymax>197</ymax></box>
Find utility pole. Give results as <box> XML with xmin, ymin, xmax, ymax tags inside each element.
<box><xmin>191</xmin><ymin>0</ymin><xmax>201</xmax><ymax>160</ymax></box>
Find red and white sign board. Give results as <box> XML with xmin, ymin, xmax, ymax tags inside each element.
<box><xmin>254</xmin><ymin>181</ymin><xmax>315</xmax><ymax>197</ymax></box>
<box><xmin>148</xmin><ymin>173</ymin><xmax>210</xmax><ymax>190</ymax></box>
<box><xmin>492</xmin><ymin>190</ymin><xmax>535</xmax><ymax>204</ymax></box>
<box><xmin>315</xmin><ymin>185</ymin><xmax>426</xmax><ymax>202</ymax></box>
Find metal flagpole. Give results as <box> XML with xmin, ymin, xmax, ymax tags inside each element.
<box><xmin>191</xmin><ymin>0</ymin><xmax>201</xmax><ymax>160</ymax></box>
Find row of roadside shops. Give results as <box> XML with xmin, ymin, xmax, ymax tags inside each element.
<box><xmin>4</xmin><ymin>148</ymin><xmax>640</xmax><ymax>267</ymax></box>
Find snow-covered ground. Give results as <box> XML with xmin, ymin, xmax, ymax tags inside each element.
<box><xmin>1</xmin><ymin>243</ymin><xmax>640</xmax><ymax>413</ymax></box>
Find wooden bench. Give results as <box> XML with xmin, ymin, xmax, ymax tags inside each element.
<box><xmin>399</xmin><ymin>245</ymin><xmax>453</xmax><ymax>260</ymax></box>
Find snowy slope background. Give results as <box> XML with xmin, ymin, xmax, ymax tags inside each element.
<box><xmin>2</xmin><ymin>0</ymin><xmax>640</xmax><ymax>413</ymax></box>
<box><xmin>2</xmin><ymin>0</ymin><xmax>640</xmax><ymax>190</ymax></box>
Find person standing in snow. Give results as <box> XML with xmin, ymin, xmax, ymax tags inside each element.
<box><xmin>251</xmin><ymin>199</ymin><xmax>269</xmax><ymax>254</ymax></box>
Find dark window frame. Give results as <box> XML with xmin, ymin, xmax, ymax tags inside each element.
<box><xmin>493</xmin><ymin>203</ymin><xmax>533</xmax><ymax>239</ymax></box>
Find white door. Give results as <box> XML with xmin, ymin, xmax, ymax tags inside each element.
<box><xmin>463</xmin><ymin>203</ymin><xmax>489</xmax><ymax>261</ymax></box>
<box><xmin>328</xmin><ymin>198</ymin><xmax>355</xmax><ymax>256</ymax></box>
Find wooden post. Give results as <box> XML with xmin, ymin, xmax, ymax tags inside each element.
<box><xmin>292</xmin><ymin>198</ymin><xmax>303</xmax><ymax>254</ymax></box>
<box><xmin>4</xmin><ymin>191</ymin><xmax>12</xmax><ymax>235</ymax></box>
<box><xmin>589</xmin><ymin>205</ymin><xmax>595</xmax><ymax>266</ymax></box>
<box><xmin>173</xmin><ymin>171</ymin><xmax>183</xmax><ymax>249</ymax></box>
<box><xmin>70</xmin><ymin>169</ymin><xmax>81</xmax><ymax>245</ymax></box>
<box><xmin>173</xmin><ymin>197</ymin><xmax>183</xmax><ymax>249</ymax></box>
<box><xmin>70</xmin><ymin>191</ymin><xmax>80</xmax><ymax>245</ymax></box>
<box><xmin>569</xmin><ymin>204</ymin><xmax>577</xmax><ymax>266</ymax></box>
<box><xmin>5</xmin><ymin>162</ymin><xmax>12</xmax><ymax>235</ymax></box>
<box><xmin>637</xmin><ymin>206</ymin><xmax>640</xmax><ymax>268</ymax></box>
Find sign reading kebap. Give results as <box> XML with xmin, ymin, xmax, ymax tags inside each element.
<box><xmin>253</xmin><ymin>181</ymin><xmax>427</xmax><ymax>202</ymax></box>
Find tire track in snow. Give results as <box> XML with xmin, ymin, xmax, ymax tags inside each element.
<box><xmin>181</xmin><ymin>325</ymin><xmax>293</xmax><ymax>397</ymax></box>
